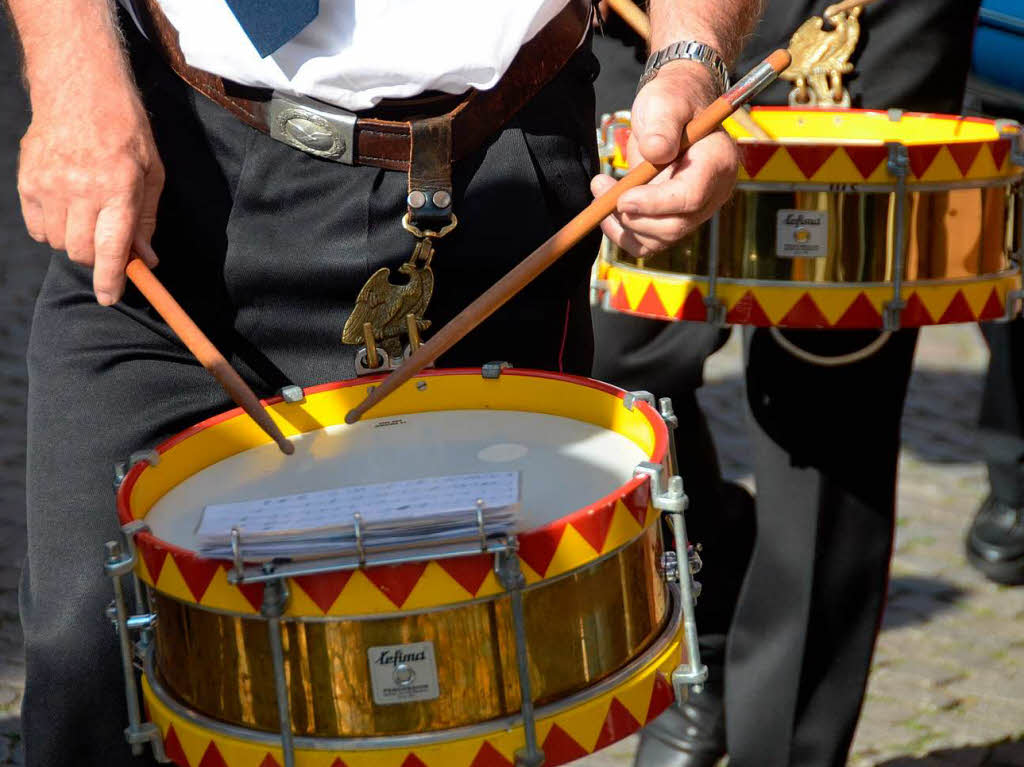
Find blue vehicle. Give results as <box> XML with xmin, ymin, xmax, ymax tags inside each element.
<box><xmin>968</xmin><ymin>0</ymin><xmax>1024</xmax><ymax>118</ymax></box>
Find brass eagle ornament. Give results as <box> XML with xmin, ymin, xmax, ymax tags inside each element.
<box><xmin>342</xmin><ymin>239</ymin><xmax>435</xmax><ymax>357</ymax></box>
<box><xmin>782</xmin><ymin>7</ymin><xmax>862</xmax><ymax>107</ymax></box>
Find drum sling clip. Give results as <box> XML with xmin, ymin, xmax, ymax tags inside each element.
<box><xmin>103</xmin><ymin>526</ymin><xmax>169</xmax><ymax>763</ymax></box>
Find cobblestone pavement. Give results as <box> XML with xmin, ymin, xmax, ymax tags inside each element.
<box><xmin>1</xmin><ymin>26</ymin><xmax>1023</xmax><ymax>767</ymax></box>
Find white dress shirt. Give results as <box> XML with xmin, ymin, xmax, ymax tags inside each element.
<box><xmin>136</xmin><ymin>0</ymin><xmax>571</xmax><ymax>111</ymax></box>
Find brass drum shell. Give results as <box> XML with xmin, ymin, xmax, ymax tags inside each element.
<box><xmin>615</xmin><ymin>186</ymin><xmax>1019</xmax><ymax>283</ymax></box>
<box><xmin>152</xmin><ymin>524</ymin><xmax>667</xmax><ymax>738</ymax></box>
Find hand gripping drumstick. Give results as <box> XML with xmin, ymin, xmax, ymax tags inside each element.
<box><xmin>125</xmin><ymin>259</ymin><xmax>296</xmax><ymax>455</ymax></box>
<box><xmin>603</xmin><ymin>0</ymin><xmax>773</xmax><ymax>141</ymax></box>
<box><xmin>345</xmin><ymin>50</ymin><xmax>791</xmax><ymax>425</ymax></box>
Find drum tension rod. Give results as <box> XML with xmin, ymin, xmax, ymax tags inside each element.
<box><xmin>496</xmin><ymin>546</ymin><xmax>544</xmax><ymax>767</ymax></box>
<box><xmin>103</xmin><ymin>529</ymin><xmax>168</xmax><ymax>763</ymax></box>
<box><xmin>261</xmin><ymin>572</ymin><xmax>297</xmax><ymax>767</ymax></box>
<box><xmin>883</xmin><ymin>143</ymin><xmax>909</xmax><ymax>332</ymax></box>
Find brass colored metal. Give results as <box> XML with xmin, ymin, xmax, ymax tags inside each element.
<box><xmin>405</xmin><ymin>313</ymin><xmax>421</xmax><ymax>352</ymax></box>
<box><xmin>343</xmin><ymin>238</ymin><xmax>435</xmax><ymax>357</ymax></box>
<box><xmin>362</xmin><ymin>322</ymin><xmax>380</xmax><ymax>369</ymax></box>
<box><xmin>152</xmin><ymin>526</ymin><xmax>668</xmax><ymax>738</ymax></box>
<box><xmin>782</xmin><ymin>8</ymin><xmax>861</xmax><ymax>106</ymax></box>
<box><xmin>607</xmin><ymin>185</ymin><xmax>1020</xmax><ymax>284</ymax></box>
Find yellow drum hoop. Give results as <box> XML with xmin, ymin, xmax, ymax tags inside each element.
<box><xmin>118</xmin><ymin>369</ymin><xmax>668</xmax><ymax>617</ymax></box>
<box><xmin>600</xmin><ymin>108</ymin><xmax>1024</xmax><ymax>186</ymax></box>
<box><xmin>596</xmin><ymin>257</ymin><xmax>1021</xmax><ymax>328</ymax></box>
<box><xmin>141</xmin><ymin>592</ymin><xmax>683</xmax><ymax>767</ymax></box>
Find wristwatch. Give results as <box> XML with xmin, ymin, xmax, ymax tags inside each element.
<box><xmin>637</xmin><ymin>41</ymin><xmax>730</xmax><ymax>95</ymax></box>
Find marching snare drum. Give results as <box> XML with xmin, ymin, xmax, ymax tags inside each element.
<box><xmin>106</xmin><ymin>369</ymin><xmax>693</xmax><ymax>767</ymax></box>
<box><xmin>595</xmin><ymin>108</ymin><xmax>1024</xmax><ymax>330</ymax></box>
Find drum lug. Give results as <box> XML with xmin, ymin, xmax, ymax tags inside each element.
<box><xmin>660</xmin><ymin>551</ymin><xmax>680</xmax><ymax>582</ymax></box>
<box><xmin>112</xmin><ymin>449</ymin><xmax>160</xmax><ymax>492</ymax></box>
<box><xmin>482</xmin><ymin>361</ymin><xmax>512</xmax><ymax>379</ymax></box>
<box><xmin>996</xmin><ymin>121</ymin><xmax>1024</xmax><ymax>167</ymax></box>
<box><xmin>634</xmin><ymin>462</ymin><xmax>688</xmax><ymax>513</ymax></box>
<box><xmin>1004</xmin><ymin>289</ymin><xmax>1024</xmax><ymax>322</ymax></box>
<box><xmin>622</xmin><ymin>390</ymin><xmax>656</xmax><ymax>411</ymax></box>
<box><xmin>277</xmin><ymin>384</ymin><xmax>305</xmax><ymax>404</ymax></box>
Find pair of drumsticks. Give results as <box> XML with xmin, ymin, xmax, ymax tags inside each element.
<box><xmin>133</xmin><ymin>49</ymin><xmax>791</xmax><ymax>454</ymax></box>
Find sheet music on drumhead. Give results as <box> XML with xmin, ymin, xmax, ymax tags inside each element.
<box><xmin>195</xmin><ymin>472</ymin><xmax>520</xmax><ymax>560</ymax></box>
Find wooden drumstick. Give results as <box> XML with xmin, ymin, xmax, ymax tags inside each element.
<box><xmin>605</xmin><ymin>0</ymin><xmax>651</xmax><ymax>39</ymax></box>
<box><xmin>345</xmin><ymin>50</ymin><xmax>791</xmax><ymax>425</ymax></box>
<box><xmin>125</xmin><ymin>259</ymin><xmax>295</xmax><ymax>455</ymax></box>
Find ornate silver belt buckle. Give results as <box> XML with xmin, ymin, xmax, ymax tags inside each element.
<box><xmin>267</xmin><ymin>92</ymin><xmax>356</xmax><ymax>164</ymax></box>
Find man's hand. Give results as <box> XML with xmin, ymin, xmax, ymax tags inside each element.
<box><xmin>591</xmin><ymin>60</ymin><xmax>738</xmax><ymax>258</ymax></box>
<box><xmin>11</xmin><ymin>0</ymin><xmax>162</xmax><ymax>305</ymax></box>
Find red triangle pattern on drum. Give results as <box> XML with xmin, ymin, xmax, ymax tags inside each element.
<box><xmin>173</xmin><ymin>553</ymin><xmax>221</xmax><ymax>603</ymax></box>
<box><xmin>517</xmin><ymin>524</ymin><xmax>566</xmax><ymax>578</ymax></box>
<box><xmin>845</xmin><ymin>145</ymin><xmax>889</xmax><ymax>179</ymax></box>
<box><xmin>438</xmin><ymin>553</ymin><xmax>495</xmax><ymax>596</ymax></box>
<box><xmin>635</xmin><ymin>282</ymin><xmax>669</xmax><ymax>317</ymax></box>
<box><xmin>329</xmin><ymin>759</ymin><xmax>348</xmax><ymax>767</ymax></box>
<box><xmin>594</xmin><ymin>697</ymin><xmax>643</xmax><ymax>751</ymax></box>
<box><xmin>294</xmin><ymin>570</ymin><xmax>354</xmax><ymax>613</ymax></box>
<box><xmin>786</xmin><ymin>145</ymin><xmax>835</xmax><ymax>179</ymax></box>
<box><xmin>140</xmin><ymin>542</ymin><xmax>169</xmax><ymax>584</ymax></box>
<box><xmin>727</xmin><ymin>291</ymin><xmax>772</xmax><ymax>326</ymax></box>
<box><xmin>948</xmin><ymin>142</ymin><xmax>983</xmax><ymax>176</ymax></box>
<box><xmin>258</xmin><ymin>755</ymin><xmax>281</xmax><ymax>767</ymax></box>
<box><xmin>990</xmin><ymin>139</ymin><xmax>1011</xmax><ymax>170</ymax></box>
<box><xmin>899</xmin><ymin>293</ymin><xmax>934</xmax><ymax>326</ymax></box>
<box><xmin>779</xmin><ymin>293</ymin><xmax>830</xmax><ymax>328</ymax></box>
<box><xmin>908</xmin><ymin>144</ymin><xmax>941</xmax><ymax>179</ymax></box>
<box><xmin>542</xmin><ymin>724</ymin><xmax>590</xmax><ymax>767</ymax></box>
<box><xmin>470</xmin><ymin>741</ymin><xmax>514</xmax><ymax>767</ymax></box>
<box><xmin>364</xmin><ymin>563</ymin><xmax>429</xmax><ymax>608</ymax></box>
<box><xmin>610</xmin><ymin>282</ymin><xmax>631</xmax><ymax>312</ymax></box>
<box><xmin>197</xmin><ymin>742</ymin><xmax>229</xmax><ymax>767</ymax></box>
<box><xmin>979</xmin><ymin>288</ymin><xmax>1005</xmax><ymax>321</ymax></box>
<box><xmin>400</xmin><ymin>755</ymin><xmax>429</xmax><ymax>767</ymax></box>
<box><xmin>833</xmin><ymin>293</ymin><xmax>883</xmax><ymax>328</ymax></box>
<box><xmin>680</xmin><ymin>288</ymin><xmax>707</xmax><ymax>321</ymax></box>
<box><xmin>623</xmin><ymin>482</ymin><xmax>651</xmax><ymax>527</ymax></box>
<box><xmin>739</xmin><ymin>144</ymin><xmax>779</xmax><ymax>177</ymax></box>
<box><xmin>571</xmin><ymin>501</ymin><xmax>617</xmax><ymax>554</ymax></box>
<box><xmin>937</xmin><ymin>291</ymin><xmax>975</xmax><ymax>324</ymax></box>
<box><xmin>646</xmin><ymin>672</ymin><xmax>676</xmax><ymax>723</ymax></box>
<box><xmin>613</xmin><ymin>126</ymin><xmax>630</xmax><ymax>157</ymax></box>
<box><xmin>163</xmin><ymin>725</ymin><xmax>189</xmax><ymax>767</ymax></box>
<box><xmin>220</xmin><ymin>563</ymin><xmax>264</xmax><ymax>611</ymax></box>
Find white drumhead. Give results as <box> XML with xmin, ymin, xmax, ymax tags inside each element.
<box><xmin>145</xmin><ymin>409</ymin><xmax>648</xmax><ymax>551</ymax></box>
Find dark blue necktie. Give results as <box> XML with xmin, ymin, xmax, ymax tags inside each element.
<box><xmin>223</xmin><ymin>0</ymin><xmax>320</xmax><ymax>57</ymax></box>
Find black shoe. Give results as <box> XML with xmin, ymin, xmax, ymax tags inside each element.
<box><xmin>633</xmin><ymin>668</ymin><xmax>726</xmax><ymax>767</ymax></box>
<box><xmin>966</xmin><ymin>495</ymin><xmax>1024</xmax><ymax>585</ymax></box>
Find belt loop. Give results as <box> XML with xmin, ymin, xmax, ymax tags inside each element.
<box><xmin>407</xmin><ymin>116</ymin><xmax>455</xmax><ymax>231</ymax></box>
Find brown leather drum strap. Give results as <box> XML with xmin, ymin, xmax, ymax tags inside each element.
<box><xmin>133</xmin><ymin>0</ymin><xmax>592</xmax><ymax>171</ymax></box>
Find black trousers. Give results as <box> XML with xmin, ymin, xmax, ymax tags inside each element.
<box><xmin>20</xmin><ymin>26</ymin><xmax>601</xmax><ymax>767</ymax></box>
<box><xmin>593</xmin><ymin>315</ymin><xmax>917</xmax><ymax>767</ymax></box>
<box><xmin>979</xmin><ymin>317</ymin><xmax>1024</xmax><ymax>507</ymax></box>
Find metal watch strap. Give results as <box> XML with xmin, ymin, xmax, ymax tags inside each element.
<box><xmin>637</xmin><ymin>41</ymin><xmax>730</xmax><ymax>95</ymax></box>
